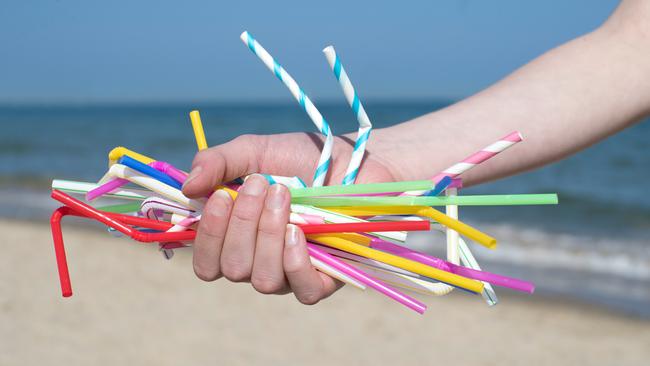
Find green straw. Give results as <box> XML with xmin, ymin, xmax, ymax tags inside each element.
<box><xmin>97</xmin><ymin>202</ymin><xmax>143</xmax><ymax>213</ymax></box>
<box><xmin>291</xmin><ymin>193</ymin><xmax>559</xmax><ymax>207</ymax></box>
<box><xmin>289</xmin><ymin>180</ymin><xmax>435</xmax><ymax>198</ymax></box>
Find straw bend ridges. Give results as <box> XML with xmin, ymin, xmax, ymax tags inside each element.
<box><xmin>323</xmin><ymin>46</ymin><xmax>373</xmax><ymax>185</ymax></box>
<box><xmin>241</xmin><ymin>31</ymin><xmax>333</xmax><ymax>187</ymax></box>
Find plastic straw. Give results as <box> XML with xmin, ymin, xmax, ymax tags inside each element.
<box><xmin>241</xmin><ymin>31</ymin><xmax>333</xmax><ymax>187</ymax></box>
<box><xmin>291</xmin><ymin>204</ymin><xmax>407</xmax><ymax>243</ymax></box>
<box><xmin>53</xmin><ymin>179</ymin><xmax>150</xmax><ymax>201</ymax></box>
<box><xmin>308</xmin><ymin>256</ymin><xmax>367</xmax><ymax>290</ymax></box>
<box><xmin>323</xmin><ymin>46</ymin><xmax>372</xmax><ymax>185</ymax></box>
<box><xmin>108</xmin><ymin>164</ymin><xmax>205</xmax><ymax>210</ymax></box>
<box><xmin>329</xmin><ymin>205</ymin><xmax>497</xmax><ymax>249</ymax></box>
<box><xmin>189</xmin><ymin>110</ymin><xmax>208</xmax><ymax>150</ymax></box>
<box><xmin>307</xmin><ymin>234</ymin><xmax>484</xmax><ymax>293</ymax></box>
<box><xmin>107</xmin><ymin>146</ymin><xmax>156</xmax><ymax>166</ymax></box>
<box><xmin>307</xmin><ymin>243</ymin><xmax>426</xmax><ymax>314</ymax></box>
<box><xmin>369</xmin><ymin>237</ymin><xmax>534</xmax><ymax>293</ymax></box>
<box><xmin>289</xmin><ymin>179</ymin><xmax>435</xmax><ymax>198</ymax></box>
<box><xmin>403</xmin><ymin>131</ymin><xmax>523</xmax><ymax>195</ymax></box>
<box><xmin>300</xmin><ymin>220</ymin><xmax>429</xmax><ymax>234</ymax></box>
<box><xmin>150</xmin><ymin>161</ymin><xmax>188</xmax><ymax>183</ymax></box>
<box><xmin>96</xmin><ymin>202</ymin><xmax>142</xmax><ymax>213</ymax></box>
<box><xmin>88</xmin><ymin>160</ymin><xmax>187</xmax><ymax>201</ymax></box>
<box><xmin>119</xmin><ymin>155</ymin><xmax>183</xmax><ymax>190</ymax></box>
<box><xmin>292</xmin><ymin>193</ymin><xmax>559</xmax><ymax>207</ymax></box>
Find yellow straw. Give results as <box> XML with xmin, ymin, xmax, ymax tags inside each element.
<box><xmin>108</xmin><ymin>146</ymin><xmax>156</xmax><ymax>166</ymax></box>
<box><xmin>307</xmin><ymin>234</ymin><xmax>484</xmax><ymax>293</ymax></box>
<box><xmin>190</xmin><ymin>110</ymin><xmax>209</xmax><ymax>151</ymax></box>
<box><xmin>327</xmin><ymin>205</ymin><xmax>497</xmax><ymax>249</ymax></box>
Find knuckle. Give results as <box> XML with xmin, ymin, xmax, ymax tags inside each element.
<box><xmin>192</xmin><ymin>149</ymin><xmax>215</xmax><ymax>166</ymax></box>
<box><xmin>257</xmin><ymin>221</ymin><xmax>283</xmax><ymax>240</ymax></box>
<box><xmin>296</xmin><ymin>291</ymin><xmax>322</xmax><ymax>305</ymax></box>
<box><xmin>220</xmin><ymin>258</ymin><xmax>251</xmax><ymax>282</ymax></box>
<box><xmin>230</xmin><ymin>204</ymin><xmax>261</xmax><ymax>223</ymax></box>
<box><xmin>284</xmin><ymin>256</ymin><xmax>310</xmax><ymax>275</ymax></box>
<box><xmin>251</xmin><ymin>275</ymin><xmax>284</xmax><ymax>294</ymax></box>
<box><xmin>233</xmin><ymin>134</ymin><xmax>260</xmax><ymax>146</ymax></box>
<box><xmin>193</xmin><ymin>264</ymin><xmax>220</xmax><ymax>282</ymax></box>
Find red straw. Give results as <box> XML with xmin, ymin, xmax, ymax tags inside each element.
<box><xmin>49</xmin><ymin>190</ymin><xmax>432</xmax><ymax>297</ymax></box>
<box><xmin>299</xmin><ymin>220</ymin><xmax>430</xmax><ymax>234</ymax></box>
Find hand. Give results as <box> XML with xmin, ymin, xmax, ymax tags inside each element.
<box><xmin>181</xmin><ymin>132</ymin><xmax>398</xmax><ymax>304</ymax></box>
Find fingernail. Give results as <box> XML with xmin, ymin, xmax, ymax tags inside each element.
<box><xmin>285</xmin><ymin>224</ymin><xmax>300</xmax><ymax>247</ymax></box>
<box><xmin>241</xmin><ymin>174</ymin><xmax>266</xmax><ymax>196</ymax></box>
<box><xmin>265</xmin><ymin>184</ymin><xmax>286</xmax><ymax>210</ymax></box>
<box><xmin>183</xmin><ymin>166</ymin><xmax>203</xmax><ymax>187</ymax></box>
<box><xmin>208</xmin><ymin>190</ymin><xmax>232</xmax><ymax>217</ymax></box>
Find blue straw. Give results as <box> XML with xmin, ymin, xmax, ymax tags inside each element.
<box><xmin>118</xmin><ymin>155</ymin><xmax>183</xmax><ymax>190</ymax></box>
<box><xmin>424</xmin><ymin>176</ymin><xmax>453</xmax><ymax>196</ymax></box>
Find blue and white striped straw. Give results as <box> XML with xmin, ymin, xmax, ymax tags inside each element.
<box><xmin>240</xmin><ymin>31</ymin><xmax>333</xmax><ymax>187</ymax></box>
<box><xmin>323</xmin><ymin>46</ymin><xmax>373</xmax><ymax>185</ymax></box>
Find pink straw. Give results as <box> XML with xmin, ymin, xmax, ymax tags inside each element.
<box><xmin>306</xmin><ymin>243</ymin><xmax>427</xmax><ymax>314</ymax></box>
<box><xmin>87</xmin><ymin>160</ymin><xmax>188</xmax><ymax>201</ymax></box>
<box><xmin>430</xmin><ymin>131</ymin><xmax>523</xmax><ymax>183</ymax></box>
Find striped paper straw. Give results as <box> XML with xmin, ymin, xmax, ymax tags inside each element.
<box><xmin>240</xmin><ymin>31</ymin><xmax>333</xmax><ymax>187</ymax></box>
<box><xmin>402</xmin><ymin>131</ymin><xmax>523</xmax><ymax>196</ymax></box>
<box><xmin>323</xmin><ymin>46</ymin><xmax>372</xmax><ymax>185</ymax></box>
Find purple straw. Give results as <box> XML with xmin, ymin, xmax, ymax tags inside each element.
<box><xmin>87</xmin><ymin>160</ymin><xmax>187</xmax><ymax>201</ymax></box>
<box><xmin>369</xmin><ymin>237</ymin><xmax>534</xmax><ymax>294</ymax></box>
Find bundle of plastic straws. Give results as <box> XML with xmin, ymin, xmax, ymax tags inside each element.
<box><xmin>48</xmin><ymin>31</ymin><xmax>559</xmax><ymax>314</ymax></box>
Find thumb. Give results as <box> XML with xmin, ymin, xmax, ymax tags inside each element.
<box><xmin>182</xmin><ymin>135</ymin><xmax>263</xmax><ymax>198</ymax></box>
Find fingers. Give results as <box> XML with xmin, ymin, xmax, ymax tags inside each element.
<box><xmin>283</xmin><ymin>224</ymin><xmax>340</xmax><ymax>305</ymax></box>
<box><xmin>192</xmin><ymin>189</ymin><xmax>233</xmax><ymax>281</ymax></box>
<box><xmin>182</xmin><ymin>135</ymin><xmax>264</xmax><ymax>198</ymax></box>
<box><xmin>219</xmin><ymin>174</ymin><xmax>269</xmax><ymax>282</ymax></box>
<box><xmin>251</xmin><ymin>184</ymin><xmax>291</xmax><ymax>294</ymax></box>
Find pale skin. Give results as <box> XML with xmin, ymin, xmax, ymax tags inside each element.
<box><xmin>182</xmin><ymin>0</ymin><xmax>650</xmax><ymax>305</ymax></box>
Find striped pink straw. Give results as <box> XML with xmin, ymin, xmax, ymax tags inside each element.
<box><xmin>402</xmin><ymin>131</ymin><xmax>522</xmax><ymax>196</ymax></box>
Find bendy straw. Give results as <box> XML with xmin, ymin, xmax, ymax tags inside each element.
<box><xmin>403</xmin><ymin>131</ymin><xmax>523</xmax><ymax>195</ymax></box>
<box><xmin>292</xmin><ymin>193</ymin><xmax>559</xmax><ymax>207</ymax></box>
<box><xmin>307</xmin><ymin>234</ymin><xmax>484</xmax><ymax>293</ymax></box>
<box><xmin>150</xmin><ymin>161</ymin><xmax>188</xmax><ymax>183</ymax></box>
<box><xmin>261</xmin><ymin>174</ymin><xmax>307</xmax><ymax>189</ymax></box>
<box><xmin>328</xmin><ymin>205</ymin><xmax>497</xmax><ymax>249</ymax></box>
<box><xmin>118</xmin><ymin>155</ymin><xmax>183</xmax><ymax>190</ymax></box>
<box><xmin>368</xmin><ymin>236</ymin><xmax>534</xmax><ymax>293</ymax></box>
<box><xmin>307</xmin><ymin>243</ymin><xmax>427</xmax><ymax>314</ymax></box>
<box><xmin>140</xmin><ymin>197</ymin><xmax>196</xmax><ymax>218</ymax></box>
<box><xmin>53</xmin><ymin>179</ymin><xmax>150</xmax><ymax>201</ymax></box>
<box><xmin>189</xmin><ymin>110</ymin><xmax>208</xmax><ymax>150</ymax></box>
<box><xmin>107</xmin><ymin>146</ymin><xmax>156</xmax><ymax>166</ymax></box>
<box><xmin>323</xmin><ymin>46</ymin><xmax>372</xmax><ymax>185</ymax></box>
<box><xmin>88</xmin><ymin>161</ymin><xmax>187</xmax><ymax>201</ymax></box>
<box><xmin>96</xmin><ymin>202</ymin><xmax>142</xmax><ymax>214</ymax></box>
<box><xmin>107</xmin><ymin>164</ymin><xmax>206</xmax><ymax>210</ymax></box>
<box><xmin>308</xmin><ymin>256</ymin><xmax>367</xmax><ymax>290</ymax></box>
<box><xmin>291</xmin><ymin>204</ymin><xmax>407</xmax><ymax>243</ymax></box>
<box><xmin>300</xmin><ymin>220</ymin><xmax>430</xmax><ymax>234</ymax></box>
<box><xmin>289</xmin><ymin>179</ymin><xmax>435</xmax><ymax>198</ymax></box>
<box><xmin>241</xmin><ymin>31</ymin><xmax>333</xmax><ymax>187</ymax></box>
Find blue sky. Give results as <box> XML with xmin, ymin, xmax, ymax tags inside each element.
<box><xmin>0</xmin><ymin>0</ymin><xmax>619</xmax><ymax>104</ymax></box>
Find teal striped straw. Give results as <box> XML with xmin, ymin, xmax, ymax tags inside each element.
<box><xmin>240</xmin><ymin>31</ymin><xmax>333</xmax><ymax>187</ymax></box>
<box><xmin>323</xmin><ymin>46</ymin><xmax>373</xmax><ymax>185</ymax></box>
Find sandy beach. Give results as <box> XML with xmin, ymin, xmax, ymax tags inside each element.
<box><xmin>1</xmin><ymin>218</ymin><xmax>648</xmax><ymax>365</ymax></box>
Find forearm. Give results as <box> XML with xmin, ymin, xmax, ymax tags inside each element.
<box><xmin>371</xmin><ymin>0</ymin><xmax>650</xmax><ymax>186</ymax></box>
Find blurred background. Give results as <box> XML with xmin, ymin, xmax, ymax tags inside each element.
<box><xmin>1</xmin><ymin>1</ymin><xmax>648</xmax><ymax>365</ymax></box>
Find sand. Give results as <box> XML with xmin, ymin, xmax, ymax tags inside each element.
<box><xmin>1</xmin><ymin>219</ymin><xmax>649</xmax><ymax>365</ymax></box>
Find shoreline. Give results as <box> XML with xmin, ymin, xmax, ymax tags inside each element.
<box><xmin>2</xmin><ymin>218</ymin><xmax>649</xmax><ymax>365</ymax></box>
